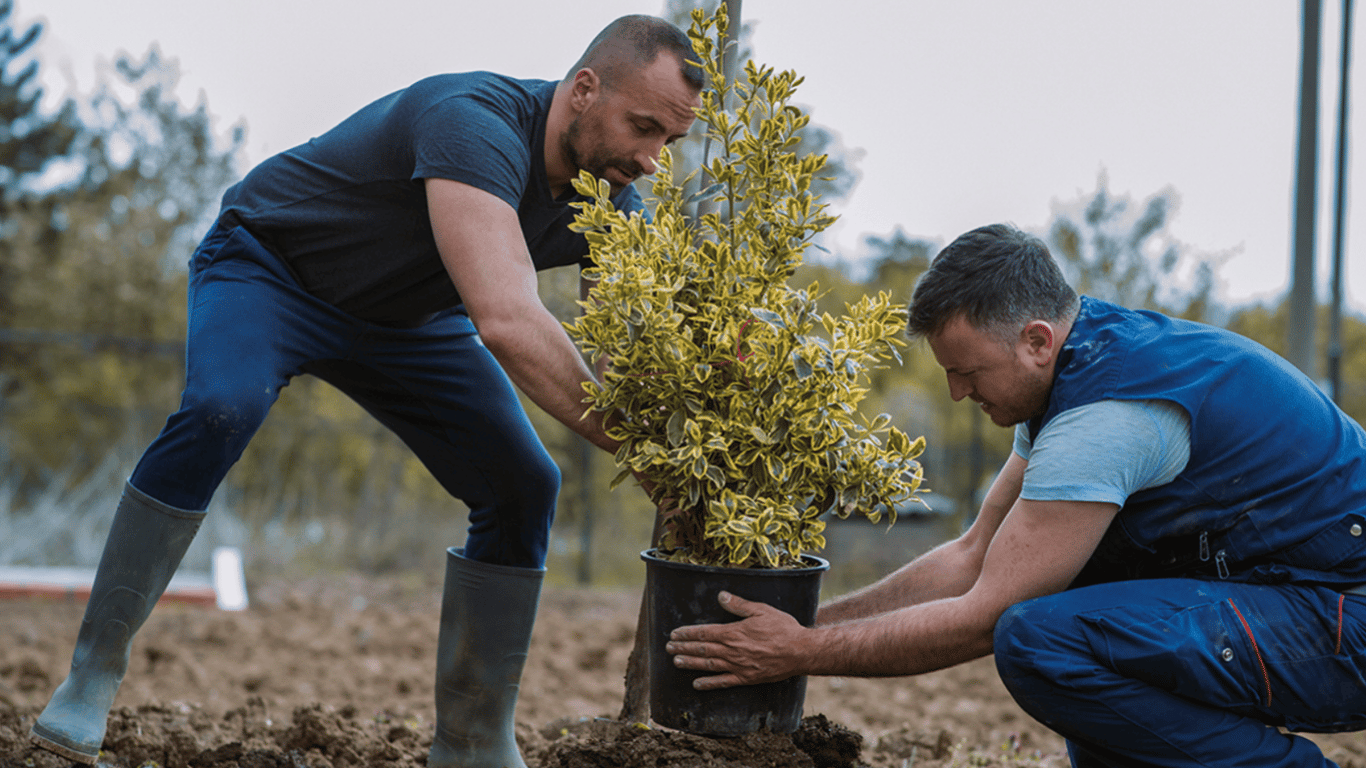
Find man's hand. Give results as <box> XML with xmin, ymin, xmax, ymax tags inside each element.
<box><xmin>664</xmin><ymin>591</ymin><xmax>809</xmax><ymax>690</ymax></box>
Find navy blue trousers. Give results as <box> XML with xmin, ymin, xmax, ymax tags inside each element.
<box><xmin>129</xmin><ymin>223</ymin><xmax>560</xmax><ymax>567</ymax></box>
<box><xmin>995</xmin><ymin>578</ymin><xmax>1366</xmax><ymax>767</ymax></box>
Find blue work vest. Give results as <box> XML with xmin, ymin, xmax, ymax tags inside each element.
<box><xmin>1028</xmin><ymin>297</ymin><xmax>1366</xmax><ymax>588</ymax></box>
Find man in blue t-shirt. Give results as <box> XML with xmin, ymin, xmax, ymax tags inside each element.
<box><xmin>31</xmin><ymin>15</ymin><xmax>702</xmax><ymax>768</ymax></box>
<box><xmin>665</xmin><ymin>224</ymin><xmax>1366</xmax><ymax>767</ymax></box>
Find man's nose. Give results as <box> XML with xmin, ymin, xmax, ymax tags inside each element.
<box><xmin>636</xmin><ymin>143</ymin><xmax>663</xmax><ymax>176</ymax></box>
<box><xmin>947</xmin><ymin>376</ymin><xmax>971</xmax><ymax>402</ymax></box>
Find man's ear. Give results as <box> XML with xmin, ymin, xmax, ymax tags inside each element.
<box><xmin>1019</xmin><ymin>320</ymin><xmax>1057</xmax><ymax>366</ymax></box>
<box><xmin>569</xmin><ymin>68</ymin><xmax>600</xmax><ymax>112</ymax></box>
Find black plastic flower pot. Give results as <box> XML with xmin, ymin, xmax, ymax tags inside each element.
<box><xmin>641</xmin><ymin>548</ymin><xmax>829</xmax><ymax>736</ymax></box>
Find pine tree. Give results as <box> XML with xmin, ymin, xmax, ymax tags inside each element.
<box><xmin>0</xmin><ymin>0</ymin><xmax>81</xmax><ymax>327</ymax></box>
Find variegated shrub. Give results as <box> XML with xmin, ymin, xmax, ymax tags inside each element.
<box><xmin>565</xmin><ymin>6</ymin><xmax>926</xmax><ymax>569</ymax></box>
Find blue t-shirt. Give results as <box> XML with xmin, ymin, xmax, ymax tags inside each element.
<box><xmin>1013</xmin><ymin>398</ymin><xmax>1191</xmax><ymax>504</ymax></box>
<box><xmin>217</xmin><ymin>72</ymin><xmax>645</xmax><ymax>325</ymax></box>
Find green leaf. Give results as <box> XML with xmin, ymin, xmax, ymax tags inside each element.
<box><xmin>691</xmin><ymin>455</ymin><xmax>708</xmax><ymax>479</ymax></box>
<box><xmin>666</xmin><ymin>410</ymin><xmax>685</xmax><ymax>448</ymax></box>
<box><xmin>704</xmin><ymin>465</ymin><xmax>726</xmax><ymax>491</ymax></box>
<box><xmin>750</xmin><ymin>307</ymin><xmax>786</xmax><ymax>329</ymax></box>
<box><xmin>609</xmin><ymin>467</ymin><xmax>633</xmax><ymax>491</ymax></box>
<box><xmin>759</xmin><ymin>541</ymin><xmax>780</xmax><ymax>567</ymax></box>
<box><xmin>685</xmin><ymin>182</ymin><xmax>725</xmax><ymax>204</ymax></box>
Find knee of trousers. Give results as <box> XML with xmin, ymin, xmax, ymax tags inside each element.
<box><xmin>508</xmin><ymin>448</ymin><xmax>561</xmax><ymax>533</ymax></box>
<box><xmin>474</xmin><ymin>445</ymin><xmax>561</xmax><ymax>530</ymax></box>
<box><xmin>178</xmin><ymin>379</ymin><xmax>275</xmax><ymax>443</ymax></box>
<box><xmin>993</xmin><ymin>595</ymin><xmax>1087</xmax><ymax>707</ymax></box>
<box><xmin>497</xmin><ymin>442</ymin><xmax>560</xmax><ymax>508</ymax></box>
<box><xmin>463</xmin><ymin>447</ymin><xmax>561</xmax><ymax>569</ymax></box>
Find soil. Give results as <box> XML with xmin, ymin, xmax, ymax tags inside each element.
<box><xmin>2</xmin><ymin>572</ymin><xmax>1363</xmax><ymax>767</ymax></box>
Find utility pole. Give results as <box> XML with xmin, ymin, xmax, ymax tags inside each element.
<box><xmin>1329</xmin><ymin>0</ymin><xmax>1355</xmax><ymax>403</ymax></box>
<box><xmin>1288</xmin><ymin>0</ymin><xmax>1323</xmax><ymax>378</ymax></box>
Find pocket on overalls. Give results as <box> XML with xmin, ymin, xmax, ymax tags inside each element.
<box><xmin>1077</xmin><ymin>597</ymin><xmax>1265</xmax><ymax>714</ymax></box>
<box><xmin>1280</xmin><ymin>591</ymin><xmax>1366</xmax><ymax>733</ymax></box>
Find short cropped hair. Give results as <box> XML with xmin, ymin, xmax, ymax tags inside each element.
<box><xmin>566</xmin><ymin>15</ymin><xmax>703</xmax><ymax>92</ymax></box>
<box><xmin>907</xmin><ymin>223</ymin><xmax>1079</xmax><ymax>340</ymax></box>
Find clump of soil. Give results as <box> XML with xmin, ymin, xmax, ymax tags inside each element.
<box><xmin>535</xmin><ymin>713</ymin><xmax>862</xmax><ymax>768</ymax></box>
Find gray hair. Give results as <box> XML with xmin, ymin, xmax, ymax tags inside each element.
<box><xmin>907</xmin><ymin>223</ymin><xmax>1078</xmax><ymax>340</ymax></box>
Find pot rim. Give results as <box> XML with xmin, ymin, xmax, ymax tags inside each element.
<box><xmin>640</xmin><ymin>548</ymin><xmax>830</xmax><ymax>575</ymax></box>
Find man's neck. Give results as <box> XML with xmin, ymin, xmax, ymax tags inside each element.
<box><xmin>543</xmin><ymin>82</ymin><xmax>575</xmax><ymax>198</ymax></box>
<box><xmin>1045</xmin><ymin>312</ymin><xmax>1078</xmax><ymax>378</ymax></box>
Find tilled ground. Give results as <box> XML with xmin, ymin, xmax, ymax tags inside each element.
<box><xmin>1</xmin><ymin>572</ymin><xmax>1362</xmax><ymax>767</ymax></box>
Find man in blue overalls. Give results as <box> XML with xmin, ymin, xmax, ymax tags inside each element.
<box><xmin>666</xmin><ymin>223</ymin><xmax>1366</xmax><ymax>766</ymax></box>
<box><xmin>31</xmin><ymin>14</ymin><xmax>700</xmax><ymax>768</ymax></box>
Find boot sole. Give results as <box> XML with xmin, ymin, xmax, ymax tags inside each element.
<box><xmin>30</xmin><ymin>726</ymin><xmax>100</xmax><ymax>765</ymax></box>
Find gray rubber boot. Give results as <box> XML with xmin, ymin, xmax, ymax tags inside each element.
<box><xmin>30</xmin><ymin>481</ymin><xmax>207</xmax><ymax>765</ymax></box>
<box><xmin>428</xmin><ymin>547</ymin><xmax>544</xmax><ymax>768</ymax></box>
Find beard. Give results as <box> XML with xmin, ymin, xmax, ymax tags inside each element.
<box><xmin>983</xmin><ymin>373</ymin><xmax>1053</xmax><ymax>427</ymax></box>
<box><xmin>562</xmin><ymin>113</ymin><xmax>642</xmax><ymax>193</ymax></box>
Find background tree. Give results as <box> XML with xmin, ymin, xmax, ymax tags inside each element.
<box><xmin>0</xmin><ymin>0</ymin><xmax>79</xmax><ymax>348</ymax></box>
<box><xmin>2</xmin><ymin>46</ymin><xmax>242</xmax><ymax>483</ymax></box>
<box><xmin>1046</xmin><ymin>173</ymin><xmax>1227</xmax><ymax>324</ymax></box>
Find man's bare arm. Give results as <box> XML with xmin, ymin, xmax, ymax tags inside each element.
<box><xmin>667</xmin><ymin>490</ymin><xmax>1118</xmax><ymax>688</ymax></box>
<box><xmin>816</xmin><ymin>451</ymin><xmax>1027</xmax><ymax>625</ymax></box>
<box><xmin>426</xmin><ymin>178</ymin><xmax>616</xmax><ymax>452</ymax></box>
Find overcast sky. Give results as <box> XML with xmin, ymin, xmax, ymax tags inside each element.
<box><xmin>23</xmin><ymin>0</ymin><xmax>1366</xmax><ymax>313</ymax></box>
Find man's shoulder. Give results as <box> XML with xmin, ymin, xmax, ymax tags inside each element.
<box><xmin>404</xmin><ymin>72</ymin><xmax>557</xmax><ymax>118</ymax></box>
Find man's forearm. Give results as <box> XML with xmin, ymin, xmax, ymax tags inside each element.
<box><xmin>479</xmin><ymin>305</ymin><xmax>618</xmax><ymax>453</ymax></box>
<box><xmin>816</xmin><ymin>538</ymin><xmax>980</xmax><ymax>625</ymax></box>
<box><xmin>808</xmin><ymin>594</ymin><xmax>996</xmax><ymax>678</ymax></box>
<box><xmin>819</xmin><ymin>456</ymin><xmax>1023</xmax><ymax>626</ymax></box>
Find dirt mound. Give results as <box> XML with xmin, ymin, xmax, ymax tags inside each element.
<box><xmin>2</xmin><ymin>573</ymin><xmax>1361</xmax><ymax>767</ymax></box>
<box><xmin>536</xmin><ymin>714</ymin><xmax>863</xmax><ymax>768</ymax></box>
<box><xmin>0</xmin><ymin>703</ymin><xmax>862</xmax><ymax>768</ymax></box>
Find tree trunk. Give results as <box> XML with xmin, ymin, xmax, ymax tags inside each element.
<box><xmin>621</xmin><ymin>0</ymin><xmax>743</xmax><ymax>725</ymax></box>
<box><xmin>618</xmin><ymin>511</ymin><xmax>665</xmax><ymax>723</ymax></box>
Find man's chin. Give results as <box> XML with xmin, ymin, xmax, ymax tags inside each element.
<box><xmin>980</xmin><ymin>403</ymin><xmax>1019</xmax><ymax>428</ymax></box>
<box><xmin>991</xmin><ymin>409</ymin><xmax>1046</xmax><ymax>428</ymax></box>
<box><xmin>605</xmin><ymin>170</ymin><xmax>639</xmax><ymax>191</ymax></box>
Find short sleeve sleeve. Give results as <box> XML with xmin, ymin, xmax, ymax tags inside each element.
<box><xmin>1021</xmin><ymin>399</ymin><xmax>1191</xmax><ymax>505</ymax></box>
<box><xmin>411</xmin><ymin>97</ymin><xmax>530</xmax><ymax>211</ymax></box>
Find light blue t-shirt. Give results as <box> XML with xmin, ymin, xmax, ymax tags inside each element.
<box><xmin>1014</xmin><ymin>398</ymin><xmax>1191</xmax><ymax>505</ymax></box>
